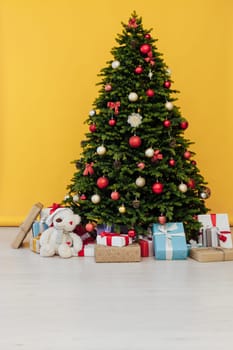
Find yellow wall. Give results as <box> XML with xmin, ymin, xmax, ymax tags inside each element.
<box><xmin>1</xmin><ymin>0</ymin><xmax>233</xmax><ymax>225</ymax></box>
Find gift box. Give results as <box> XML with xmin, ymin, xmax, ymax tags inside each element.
<box><xmin>30</xmin><ymin>234</ymin><xmax>41</xmax><ymax>253</ymax></box>
<box><xmin>95</xmin><ymin>243</ymin><xmax>141</xmax><ymax>263</ymax></box>
<box><xmin>152</xmin><ymin>222</ymin><xmax>188</xmax><ymax>260</ymax></box>
<box><xmin>78</xmin><ymin>243</ymin><xmax>95</xmax><ymax>257</ymax></box>
<box><xmin>198</xmin><ymin>213</ymin><xmax>232</xmax><ymax>248</ymax></box>
<box><xmin>11</xmin><ymin>202</ymin><xmax>43</xmax><ymax>249</ymax></box>
<box><xmin>139</xmin><ymin>238</ymin><xmax>154</xmax><ymax>257</ymax></box>
<box><xmin>189</xmin><ymin>247</ymin><xmax>233</xmax><ymax>262</ymax></box>
<box><xmin>32</xmin><ymin>221</ymin><xmax>49</xmax><ymax>237</ymax></box>
<box><xmin>96</xmin><ymin>223</ymin><xmax>114</xmax><ymax>235</ymax></box>
<box><xmin>74</xmin><ymin>225</ymin><xmax>96</xmax><ymax>245</ymax></box>
<box><xmin>96</xmin><ymin>232</ymin><xmax>132</xmax><ymax>247</ymax></box>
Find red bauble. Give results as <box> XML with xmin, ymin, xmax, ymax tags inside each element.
<box><xmin>111</xmin><ymin>191</ymin><xmax>120</xmax><ymax>200</ymax></box>
<box><xmin>169</xmin><ymin>159</ymin><xmax>176</xmax><ymax>167</ymax></box>
<box><xmin>105</xmin><ymin>84</ymin><xmax>112</xmax><ymax>92</ymax></box>
<box><xmin>140</xmin><ymin>44</ymin><xmax>151</xmax><ymax>55</ymax></box>
<box><xmin>152</xmin><ymin>182</ymin><xmax>164</xmax><ymax>194</ymax></box>
<box><xmin>158</xmin><ymin>215</ymin><xmax>166</xmax><ymax>225</ymax></box>
<box><xmin>164</xmin><ymin>81</ymin><xmax>171</xmax><ymax>88</ymax></box>
<box><xmin>191</xmin><ymin>160</ymin><xmax>197</xmax><ymax>165</ymax></box>
<box><xmin>163</xmin><ymin>120</ymin><xmax>171</xmax><ymax>128</ymax></box>
<box><xmin>137</xmin><ymin>162</ymin><xmax>145</xmax><ymax>170</ymax></box>
<box><xmin>146</xmin><ymin>89</ymin><xmax>155</xmax><ymax>97</ymax></box>
<box><xmin>85</xmin><ymin>223</ymin><xmax>94</xmax><ymax>232</ymax></box>
<box><xmin>144</xmin><ymin>33</ymin><xmax>151</xmax><ymax>39</ymax></box>
<box><xmin>187</xmin><ymin>178</ymin><xmax>195</xmax><ymax>189</ymax></box>
<box><xmin>97</xmin><ymin>176</ymin><xmax>109</xmax><ymax>189</ymax></box>
<box><xmin>128</xmin><ymin>229</ymin><xmax>136</xmax><ymax>238</ymax></box>
<box><xmin>108</xmin><ymin>119</ymin><xmax>116</xmax><ymax>126</ymax></box>
<box><xmin>89</xmin><ymin>124</ymin><xmax>97</xmax><ymax>132</ymax></box>
<box><xmin>80</xmin><ymin>194</ymin><xmax>86</xmax><ymax>200</ymax></box>
<box><xmin>129</xmin><ymin>135</ymin><xmax>142</xmax><ymax>148</ymax></box>
<box><xmin>135</xmin><ymin>66</ymin><xmax>143</xmax><ymax>74</ymax></box>
<box><xmin>180</xmin><ymin>120</ymin><xmax>189</xmax><ymax>130</ymax></box>
<box><xmin>184</xmin><ymin>151</ymin><xmax>191</xmax><ymax>159</ymax></box>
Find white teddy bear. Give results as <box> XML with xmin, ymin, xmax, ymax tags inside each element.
<box><xmin>39</xmin><ymin>207</ymin><xmax>83</xmax><ymax>258</ymax></box>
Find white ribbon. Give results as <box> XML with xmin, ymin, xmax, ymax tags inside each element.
<box><xmin>154</xmin><ymin>223</ymin><xmax>185</xmax><ymax>259</ymax></box>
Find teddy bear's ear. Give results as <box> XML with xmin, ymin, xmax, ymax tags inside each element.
<box><xmin>46</xmin><ymin>208</ymin><xmax>73</xmax><ymax>226</ymax></box>
<box><xmin>73</xmin><ymin>214</ymin><xmax>81</xmax><ymax>226</ymax></box>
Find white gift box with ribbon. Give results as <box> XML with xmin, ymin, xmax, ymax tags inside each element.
<box><xmin>198</xmin><ymin>214</ymin><xmax>232</xmax><ymax>248</ymax></box>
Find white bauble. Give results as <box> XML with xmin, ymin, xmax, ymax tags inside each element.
<box><xmin>200</xmin><ymin>192</ymin><xmax>208</xmax><ymax>199</ymax></box>
<box><xmin>89</xmin><ymin>109</ymin><xmax>96</xmax><ymax>117</ymax></box>
<box><xmin>165</xmin><ymin>101</ymin><xmax>174</xmax><ymax>111</ymax></box>
<box><xmin>96</xmin><ymin>145</ymin><xmax>106</xmax><ymax>155</ymax></box>
<box><xmin>178</xmin><ymin>183</ymin><xmax>188</xmax><ymax>193</ymax></box>
<box><xmin>128</xmin><ymin>92</ymin><xmax>138</xmax><ymax>102</ymax></box>
<box><xmin>145</xmin><ymin>147</ymin><xmax>154</xmax><ymax>158</ymax></box>
<box><xmin>91</xmin><ymin>194</ymin><xmax>101</xmax><ymax>204</ymax></box>
<box><xmin>73</xmin><ymin>194</ymin><xmax>80</xmax><ymax>202</ymax></box>
<box><xmin>111</xmin><ymin>60</ymin><xmax>120</xmax><ymax>69</ymax></box>
<box><xmin>166</xmin><ymin>68</ymin><xmax>172</xmax><ymax>76</ymax></box>
<box><xmin>135</xmin><ymin>176</ymin><xmax>146</xmax><ymax>187</ymax></box>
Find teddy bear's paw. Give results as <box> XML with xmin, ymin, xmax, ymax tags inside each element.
<box><xmin>58</xmin><ymin>244</ymin><xmax>72</xmax><ymax>258</ymax></box>
<box><xmin>40</xmin><ymin>244</ymin><xmax>56</xmax><ymax>257</ymax></box>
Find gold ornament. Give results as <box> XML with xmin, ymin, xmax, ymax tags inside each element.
<box><xmin>119</xmin><ymin>204</ymin><xmax>126</xmax><ymax>214</ymax></box>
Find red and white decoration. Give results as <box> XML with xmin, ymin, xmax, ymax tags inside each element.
<box><xmin>198</xmin><ymin>213</ymin><xmax>232</xmax><ymax>248</ymax></box>
<box><xmin>97</xmin><ymin>232</ymin><xmax>132</xmax><ymax>247</ymax></box>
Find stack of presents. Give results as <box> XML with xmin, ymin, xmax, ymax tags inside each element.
<box><xmin>12</xmin><ymin>203</ymin><xmax>233</xmax><ymax>263</ymax></box>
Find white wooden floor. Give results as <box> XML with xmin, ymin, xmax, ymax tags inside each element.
<box><xmin>1</xmin><ymin>227</ymin><xmax>233</xmax><ymax>350</ymax></box>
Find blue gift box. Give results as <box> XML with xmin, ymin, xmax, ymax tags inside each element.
<box><xmin>96</xmin><ymin>223</ymin><xmax>114</xmax><ymax>235</ymax></box>
<box><xmin>152</xmin><ymin>222</ymin><xmax>188</xmax><ymax>260</ymax></box>
<box><xmin>32</xmin><ymin>221</ymin><xmax>49</xmax><ymax>237</ymax></box>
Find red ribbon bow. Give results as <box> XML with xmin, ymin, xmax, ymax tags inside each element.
<box><xmin>128</xmin><ymin>17</ymin><xmax>138</xmax><ymax>28</ymax></box>
<box><xmin>83</xmin><ymin>162</ymin><xmax>94</xmax><ymax>176</ymax></box>
<box><xmin>211</xmin><ymin>215</ymin><xmax>231</xmax><ymax>243</ymax></box>
<box><xmin>218</xmin><ymin>231</ymin><xmax>231</xmax><ymax>242</ymax></box>
<box><xmin>107</xmin><ymin>101</ymin><xmax>121</xmax><ymax>115</ymax></box>
<box><xmin>151</xmin><ymin>149</ymin><xmax>163</xmax><ymax>162</ymax></box>
<box><xmin>145</xmin><ymin>51</ymin><xmax>155</xmax><ymax>66</ymax></box>
<box><xmin>49</xmin><ymin>203</ymin><xmax>62</xmax><ymax>214</ymax></box>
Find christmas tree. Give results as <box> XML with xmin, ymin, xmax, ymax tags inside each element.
<box><xmin>64</xmin><ymin>12</ymin><xmax>210</xmax><ymax>241</ymax></box>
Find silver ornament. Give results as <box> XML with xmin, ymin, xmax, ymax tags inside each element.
<box><xmin>96</xmin><ymin>145</ymin><xmax>106</xmax><ymax>155</ymax></box>
<box><xmin>135</xmin><ymin>176</ymin><xmax>146</xmax><ymax>187</ymax></box>
<box><xmin>145</xmin><ymin>147</ymin><xmax>154</xmax><ymax>158</ymax></box>
<box><xmin>178</xmin><ymin>183</ymin><xmax>188</xmax><ymax>193</ymax></box>
<box><xmin>148</xmin><ymin>69</ymin><xmax>153</xmax><ymax>80</ymax></box>
<box><xmin>128</xmin><ymin>92</ymin><xmax>138</xmax><ymax>102</ymax></box>
<box><xmin>91</xmin><ymin>194</ymin><xmax>101</xmax><ymax>204</ymax></box>
<box><xmin>112</xmin><ymin>60</ymin><xmax>120</xmax><ymax>69</ymax></box>
<box><xmin>73</xmin><ymin>194</ymin><xmax>80</xmax><ymax>202</ymax></box>
<box><xmin>89</xmin><ymin>110</ymin><xmax>96</xmax><ymax>117</ymax></box>
<box><xmin>165</xmin><ymin>101</ymin><xmax>174</xmax><ymax>111</ymax></box>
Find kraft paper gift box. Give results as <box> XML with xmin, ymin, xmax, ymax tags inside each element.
<box><xmin>95</xmin><ymin>243</ymin><xmax>141</xmax><ymax>263</ymax></box>
<box><xmin>189</xmin><ymin>247</ymin><xmax>233</xmax><ymax>262</ymax></box>
<box><xmin>96</xmin><ymin>232</ymin><xmax>132</xmax><ymax>247</ymax></box>
<box><xmin>32</xmin><ymin>221</ymin><xmax>49</xmax><ymax>237</ymax></box>
<box><xmin>152</xmin><ymin>222</ymin><xmax>188</xmax><ymax>260</ymax></box>
<box><xmin>197</xmin><ymin>213</ymin><xmax>232</xmax><ymax>248</ymax></box>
